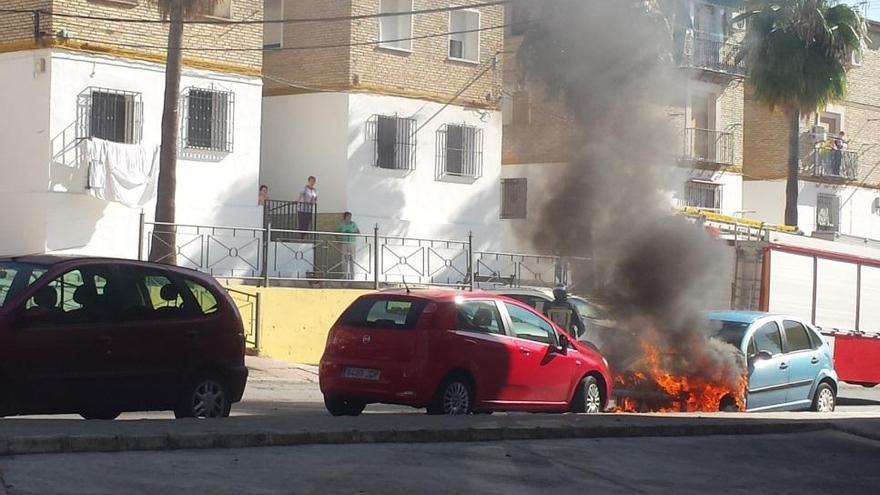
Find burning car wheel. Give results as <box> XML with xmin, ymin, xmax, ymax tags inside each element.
<box><xmin>811</xmin><ymin>383</ymin><xmax>836</xmax><ymax>413</ymax></box>
<box><xmin>571</xmin><ymin>376</ymin><xmax>603</xmax><ymax>414</ymax></box>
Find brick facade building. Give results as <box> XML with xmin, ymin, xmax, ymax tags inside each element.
<box><xmin>743</xmin><ymin>21</ymin><xmax>880</xmax><ymax>240</ymax></box>
<box><xmin>260</xmin><ymin>0</ymin><xmax>506</xmax><ymax>253</ymax></box>
<box><xmin>0</xmin><ymin>0</ymin><xmax>264</xmax><ymax>259</ymax></box>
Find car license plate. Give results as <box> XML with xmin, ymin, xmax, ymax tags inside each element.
<box><xmin>343</xmin><ymin>367</ymin><xmax>381</xmax><ymax>381</ymax></box>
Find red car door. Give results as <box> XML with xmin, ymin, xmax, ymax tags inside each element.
<box><xmin>450</xmin><ymin>299</ymin><xmax>517</xmax><ymax>405</ymax></box>
<box><xmin>501</xmin><ymin>301</ymin><xmax>578</xmax><ymax>406</ymax></box>
<box><xmin>9</xmin><ymin>265</ymin><xmax>117</xmax><ymax>414</ymax></box>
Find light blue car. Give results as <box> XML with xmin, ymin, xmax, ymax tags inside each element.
<box><xmin>708</xmin><ymin>311</ymin><xmax>838</xmax><ymax>412</ymax></box>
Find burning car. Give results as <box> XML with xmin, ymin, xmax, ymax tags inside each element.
<box><xmin>612</xmin><ymin>311</ymin><xmax>838</xmax><ymax>413</ymax></box>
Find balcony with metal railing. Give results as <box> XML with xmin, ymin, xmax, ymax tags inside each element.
<box><xmin>682</xmin><ymin>128</ymin><xmax>734</xmax><ymax>165</ymax></box>
<box><xmin>811</xmin><ymin>149</ymin><xmax>859</xmax><ymax>180</ymax></box>
<box><xmin>680</xmin><ymin>31</ymin><xmax>747</xmax><ymax>78</ymax></box>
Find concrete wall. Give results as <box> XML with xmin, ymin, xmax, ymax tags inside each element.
<box><xmin>0</xmin><ymin>49</ymin><xmax>263</xmax><ymax>258</ymax></box>
<box><xmin>744</xmin><ymin>179</ymin><xmax>880</xmax><ymax>238</ymax></box>
<box><xmin>232</xmin><ymin>286</ymin><xmax>372</xmax><ymax>365</ymax></box>
<box><xmin>346</xmin><ymin>93</ymin><xmax>503</xmax><ymax>247</ymax></box>
<box><xmin>261</xmin><ymin>91</ymin><xmax>504</xmax><ymax>249</ymax></box>
<box><xmin>0</xmin><ymin>49</ymin><xmax>51</xmax><ymax>256</ymax></box>
<box><xmin>260</xmin><ymin>92</ymin><xmax>351</xmax><ymax>213</ymax></box>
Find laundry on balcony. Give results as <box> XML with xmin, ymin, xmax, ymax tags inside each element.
<box><xmin>81</xmin><ymin>138</ymin><xmax>159</xmax><ymax>208</ymax></box>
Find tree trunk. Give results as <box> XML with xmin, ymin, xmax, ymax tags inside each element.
<box><xmin>784</xmin><ymin>109</ymin><xmax>800</xmax><ymax>227</ymax></box>
<box><xmin>149</xmin><ymin>1</ymin><xmax>184</xmax><ymax>264</ymax></box>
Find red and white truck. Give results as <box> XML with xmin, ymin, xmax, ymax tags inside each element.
<box><xmin>697</xmin><ymin>214</ymin><xmax>880</xmax><ymax>388</ymax></box>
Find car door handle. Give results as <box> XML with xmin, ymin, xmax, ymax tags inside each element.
<box><xmin>518</xmin><ymin>347</ymin><xmax>531</xmax><ymax>356</ymax></box>
<box><xmin>95</xmin><ymin>335</ymin><xmax>111</xmax><ymax>345</ymax></box>
<box><xmin>779</xmin><ymin>362</ymin><xmax>789</xmax><ymax>370</ymax></box>
<box><xmin>184</xmin><ymin>331</ymin><xmax>198</xmax><ymax>340</ymax></box>
<box><xmin>464</xmin><ymin>339</ymin><xmax>477</xmax><ymax>346</ymax></box>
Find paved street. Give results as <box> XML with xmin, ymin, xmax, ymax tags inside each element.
<box><xmin>0</xmin><ymin>429</ymin><xmax>877</xmax><ymax>495</ymax></box>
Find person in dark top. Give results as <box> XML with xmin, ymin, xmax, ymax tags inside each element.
<box><xmin>544</xmin><ymin>285</ymin><xmax>586</xmax><ymax>339</ymax></box>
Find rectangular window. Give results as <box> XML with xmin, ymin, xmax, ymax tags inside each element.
<box><xmin>449</xmin><ymin>10</ymin><xmax>480</xmax><ymax>62</ymax></box>
<box><xmin>209</xmin><ymin>0</ymin><xmax>232</xmax><ymax>19</ymax></box>
<box><xmin>438</xmin><ymin>124</ymin><xmax>483</xmax><ymax>178</ymax></box>
<box><xmin>379</xmin><ymin>0</ymin><xmax>413</xmax><ymax>52</ymax></box>
<box><xmin>783</xmin><ymin>320</ymin><xmax>812</xmax><ymax>353</ymax></box>
<box><xmin>457</xmin><ymin>300</ymin><xmax>504</xmax><ymax>335</ymax></box>
<box><xmin>80</xmin><ymin>88</ymin><xmax>143</xmax><ymax>144</ymax></box>
<box><xmin>501</xmin><ymin>178</ymin><xmax>528</xmax><ymax>219</ymax></box>
<box><xmin>341</xmin><ymin>297</ymin><xmax>427</xmax><ymax>330</ymax></box>
<box><xmin>685</xmin><ymin>181</ymin><xmax>721</xmax><ymax>211</ymax></box>
<box><xmin>371</xmin><ymin>115</ymin><xmax>417</xmax><ymax>170</ymax></box>
<box><xmin>183</xmin><ymin>88</ymin><xmax>234</xmax><ymax>153</ymax></box>
<box><xmin>816</xmin><ymin>194</ymin><xmax>840</xmax><ymax>232</ymax></box>
<box><xmin>512</xmin><ymin>90</ymin><xmax>531</xmax><ymax>125</ymax></box>
<box><xmin>263</xmin><ymin>0</ymin><xmax>283</xmax><ymax>49</ymax></box>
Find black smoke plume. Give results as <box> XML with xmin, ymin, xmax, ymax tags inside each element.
<box><xmin>517</xmin><ymin>0</ymin><xmax>746</xmax><ymax>405</ymax></box>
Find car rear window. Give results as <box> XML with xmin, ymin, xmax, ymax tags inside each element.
<box><xmin>341</xmin><ymin>297</ymin><xmax>427</xmax><ymax>329</ymax></box>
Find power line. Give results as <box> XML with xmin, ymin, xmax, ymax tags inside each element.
<box><xmin>0</xmin><ymin>2</ymin><xmax>506</xmax><ymax>25</ymax></box>
<box><xmin>59</xmin><ymin>21</ymin><xmax>526</xmax><ymax>53</ymax></box>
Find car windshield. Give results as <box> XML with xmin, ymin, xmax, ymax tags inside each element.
<box><xmin>0</xmin><ymin>262</ymin><xmax>49</xmax><ymax>307</ymax></box>
<box><xmin>713</xmin><ymin>320</ymin><xmax>749</xmax><ymax>347</ymax></box>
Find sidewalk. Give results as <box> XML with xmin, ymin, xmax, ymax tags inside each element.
<box><xmin>0</xmin><ymin>410</ymin><xmax>878</xmax><ymax>457</ymax></box>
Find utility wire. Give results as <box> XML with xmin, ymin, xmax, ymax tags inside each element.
<box><xmin>58</xmin><ymin>21</ymin><xmax>527</xmax><ymax>53</ymax></box>
<box><xmin>0</xmin><ymin>2</ymin><xmax>506</xmax><ymax>25</ymax></box>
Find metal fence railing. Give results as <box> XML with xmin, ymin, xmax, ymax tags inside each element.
<box><xmin>137</xmin><ymin>216</ymin><xmax>585</xmax><ymax>290</ymax></box>
<box><xmin>683</xmin><ymin>127</ymin><xmax>734</xmax><ymax>165</ymax></box>
<box><xmin>681</xmin><ymin>31</ymin><xmax>747</xmax><ymax>77</ymax></box>
<box><xmin>226</xmin><ymin>287</ymin><xmax>260</xmax><ymax>352</ymax></box>
<box><xmin>811</xmin><ymin>149</ymin><xmax>859</xmax><ymax>180</ymax></box>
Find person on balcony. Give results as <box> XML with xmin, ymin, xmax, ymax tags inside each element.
<box><xmin>297</xmin><ymin>176</ymin><xmax>318</xmax><ymax>237</ymax></box>
<box><xmin>257</xmin><ymin>184</ymin><xmax>269</xmax><ymax>206</ymax></box>
<box><xmin>830</xmin><ymin>132</ymin><xmax>847</xmax><ymax>175</ymax></box>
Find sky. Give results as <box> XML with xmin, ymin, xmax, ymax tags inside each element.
<box><xmin>846</xmin><ymin>1</ymin><xmax>880</xmax><ymax>20</ymax></box>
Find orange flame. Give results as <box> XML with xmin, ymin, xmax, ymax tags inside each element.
<box><xmin>614</xmin><ymin>341</ymin><xmax>747</xmax><ymax>413</ymax></box>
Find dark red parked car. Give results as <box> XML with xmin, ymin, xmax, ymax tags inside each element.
<box><xmin>0</xmin><ymin>256</ymin><xmax>248</xmax><ymax>419</ymax></box>
<box><xmin>320</xmin><ymin>290</ymin><xmax>612</xmax><ymax>416</ymax></box>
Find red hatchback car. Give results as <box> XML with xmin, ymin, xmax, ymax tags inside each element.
<box><xmin>320</xmin><ymin>290</ymin><xmax>611</xmax><ymax>416</ymax></box>
<box><xmin>0</xmin><ymin>256</ymin><xmax>248</xmax><ymax>419</ymax></box>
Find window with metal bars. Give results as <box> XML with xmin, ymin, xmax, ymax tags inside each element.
<box><xmin>816</xmin><ymin>194</ymin><xmax>840</xmax><ymax>232</ymax></box>
<box><xmin>501</xmin><ymin>178</ymin><xmax>528</xmax><ymax>219</ymax></box>
<box><xmin>182</xmin><ymin>88</ymin><xmax>234</xmax><ymax>153</ymax></box>
<box><xmin>685</xmin><ymin>181</ymin><xmax>721</xmax><ymax>211</ymax></box>
<box><xmin>369</xmin><ymin>115</ymin><xmax>417</xmax><ymax>170</ymax></box>
<box><xmin>437</xmin><ymin>124</ymin><xmax>483</xmax><ymax>179</ymax></box>
<box><xmin>77</xmin><ymin>88</ymin><xmax>143</xmax><ymax>144</ymax></box>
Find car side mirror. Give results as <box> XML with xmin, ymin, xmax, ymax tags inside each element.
<box><xmin>555</xmin><ymin>334</ymin><xmax>570</xmax><ymax>354</ymax></box>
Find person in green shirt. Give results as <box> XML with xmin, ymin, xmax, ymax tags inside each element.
<box><xmin>337</xmin><ymin>212</ymin><xmax>360</xmax><ymax>279</ymax></box>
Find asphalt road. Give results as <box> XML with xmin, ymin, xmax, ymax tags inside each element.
<box><xmin>0</xmin><ymin>430</ymin><xmax>877</xmax><ymax>495</ymax></box>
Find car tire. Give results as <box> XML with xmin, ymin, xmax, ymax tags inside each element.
<box><xmin>427</xmin><ymin>377</ymin><xmax>473</xmax><ymax>415</ymax></box>
<box><xmin>174</xmin><ymin>373</ymin><xmax>232</xmax><ymax>419</ymax></box>
<box><xmin>570</xmin><ymin>376</ymin><xmax>603</xmax><ymax>414</ymax></box>
<box><xmin>80</xmin><ymin>410</ymin><xmax>121</xmax><ymax>420</ymax></box>
<box><xmin>324</xmin><ymin>396</ymin><xmax>366</xmax><ymax>417</ymax></box>
<box><xmin>811</xmin><ymin>382</ymin><xmax>836</xmax><ymax>413</ymax></box>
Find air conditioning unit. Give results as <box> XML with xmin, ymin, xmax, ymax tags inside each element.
<box><xmin>872</xmin><ymin>197</ymin><xmax>880</xmax><ymax>215</ymax></box>
<box><xmin>811</xmin><ymin>125</ymin><xmax>828</xmax><ymax>143</ymax></box>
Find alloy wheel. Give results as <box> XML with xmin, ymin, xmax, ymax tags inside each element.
<box><xmin>816</xmin><ymin>388</ymin><xmax>835</xmax><ymax>412</ymax></box>
<box><xmin>192</xmin><ymin>380</ymin><xmax>227</xmax><ymax>418</ymax></box>
<box><xmin>442</xmin><ymin>382</ymin><xmax>470</xmax><ymax>415</ymax></box>
<box><xmin>585</xmin><ymin>382</ymin><xmax>602</xmax><ymax>414</ymax></box>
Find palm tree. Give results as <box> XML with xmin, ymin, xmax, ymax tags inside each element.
<box><xmin>148</xmin><ymin>0</ymin><xmax>218</xmax><ymax>264</ymax></box>
<box><xmin>736</xmin><ymin>0</ymin><xmax>865</xmax><ymax>227</ymax></box>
